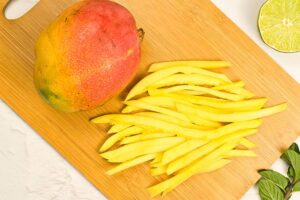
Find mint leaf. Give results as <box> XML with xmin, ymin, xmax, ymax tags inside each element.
<box><xmin>258</xmin><ymin>179</ymin><xmax>284</xmax><ymax>200</ymax></box>
<box><xmin>288</xmin><ymin>166</ymin><xmax>295</xmax><ymax>178</ymax></box>
<box><xmin>289</xmin><ymin>143</ymin><xmax>300</xmax><ymax>153</ymax></box>
<box><xmin>294</xmin><ymin>182</ymin><xmax>300</xmax><ymax>192</ymax></box>
<box><xmin>283</xmin><ymin>150</ymin><xmax>300</xmax><ymax>181</ymax></box>
<box><xmin>281</xmin><ymin>143</ymin><xmax>300</xmax><ymax>162</ymax></box>
<box><xmin>259</xmin><ymin>169</ymin><xmax>289</xmax><ymax>191</ymax></box>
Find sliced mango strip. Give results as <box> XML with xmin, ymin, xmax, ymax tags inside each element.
<box><xmin>212</xmin><ymin>81</ymin><xmax>245</xmax><ymax>90</ymax></box>
<box><xmin>161</xmin><ymin>140</ymin><xmax>206</xmax><ymax>165</ymax></box>
<box><xmin>121</xmin><ymin>132</ymin><xmax>175</xmax><ymax>144</ymax></box>
<box><xmin>100</xmin><ymin>126</ymin><xmax>143</xmax><ymax>152</ymax></box>
<box><xmin>122</xmin><ymin>96</ymin><xmax>184</xmax><ymax>113</ymax></box>
<box><xmin>213</xmin><ymin>82</ymin><xmax>255</xmax><ymax>98</ymax></box>
<box><xmin>149</xmin><ymin>89</ymin><xmax>226</xmax><ymax>102</ymax></box>
<box><xmin>156</xmin><ymin>85</ymin><xmax>244</xmax><ymax>101</ymax></box>
<box><xmin>150</xmin><ymin>92</ymin><xmax>267</xmax><ymax>111</ymax></box>
<box><xmin>151</xmin><ymin>153</ymin><xmax>163</xmax><ymax>164</ymax></box>
<box><xmin>122</xmin><ymin>96</ymin><xmax>179</xmax><ymax>113</ymax></box>
<box><xmin>136</xmin><ymin>112</ymin><xmax>179</xmax><ymax>123</ymax></box>
<box><xmin>139</xmin><ymin>96</ymin><xmax>179</xmax><ymax>108</ymax></box>
<box><xmin>148</xmin><ymin>61</ymin><xmax>231</xmax><ymax>72</ymax></box>
<box><xmin>148</xmin><ymin>141</ymin><xmax>236</xmax><ymax>197</ymax></box>
<box><xmin>106</xmin><ymin>153</ymin><xmax>157</xmax><ymax>175</ymax></box>
<box><xmin>176</xmin><ymin>90</ymin><xmax>207</xmax><ymax>96</ymax></box>
<box><xmin>150</xmin><ymin>165</ymin><xmax>167</xmax><ymax>176</ymax></box>
<box><xmin>211</xmin><ymin>120</ymin><xmax>262</xmax><ymax>139</ymax></box>
<box><xmin>92</xmin><ymin>114</ymin><xmax>210</xmax><ymax>138</ymax></box>
<box><xmin>179</xmin><ymin>140</ymin><xmax>238</xmax><ymax>174</ymax></box>
<box><xmin>177</xmin><ymin>103</ymin><xmax>287</xmax><ymax>122</ymax></box>
<box><xmin>107</xmin><ymin>124</ymin><xmax>131</xmax><ymax>134</ymax></box>
<box><xmin>148</xmin><ymin>168</ymin><xmax>189</xmax><ymax>197</ymax></box>
<box><xmin>135</xmin><ymin>112</ymin><xmax>201</xmax><ymax>129</ymax></box>
<box><xmin>152</xmin><ymin>81</ymin><xmax>246</xmax><ymax>98</ymax></box>
<box><xmin>226</xmin><ymin>87</ymin><xmax>255</xmax><ymax>98</ymax></box>
<box><xmin>187</xmin><ymin>115</ymin><xmax>223</xmax><ymax>128</ymax></box>
<box><xmin>223</xmin><ymin>150</ymin><xmax>256</xmax><ymax>158</ymax></box>
<box><xmin>166</xmin><ymin>129</ymin><xmax>257</xmax><ymax>174</ymax></box>
<box><xmin>126</xmin><ymin>66</ymin><xmax>230</xmax><ymax>100</ymax></box>
<box><xmin>133</xmin><ymin>95</ymin><xmax>229</xmax><ymax>114</ymax></box>
<box><xmin>121</xmin><ymin>105</ymin><xmax>140</xmax><ymax>113</ymax></box>
<box><xmin>101</xmin><ymin>137</ymin><xmax>185</xmax><ymax>163</ymax></box>
<box><xmin>150</xmin><ymin>74</ymin><xmax>226</xmax><ymax>88</ymax></box>
<box><xmin>162</xmin><ymin>159</ymin><xmax>232</xmax><ymax>196</ymax></box>
<box><xmin>240</xmin><ymin>138</ymin><xmax>256</xmax><ymax>149</ymax></box>
<box><xmin>159</xmin><ymin>81</ymin><xmax>247</xmax><ymax>95</ymax></box>
<box><xmin>124</xmin><ymin>100</ymin><xmax>190</xmax><ymax>122</ymax></box>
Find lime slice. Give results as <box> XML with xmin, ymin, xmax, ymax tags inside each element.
<box><xmin>258</xmin><ymin>0</ymin><xmax>300</xmax><ymax>52</ymax></box>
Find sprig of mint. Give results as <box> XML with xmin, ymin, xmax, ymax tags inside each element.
<box><xmin>257</xmin><ymin>143</ymin><xmax>300</xmax><ymax>200</ymax></box>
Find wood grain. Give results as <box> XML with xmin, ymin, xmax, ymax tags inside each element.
<box><xmin>1</xmin><ymin>0</ymin><xmax>300</xmax><ymax>199</ymax></box>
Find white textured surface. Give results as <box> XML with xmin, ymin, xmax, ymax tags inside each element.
<box><xmin>0</xmin><ymin>102</ymin><xmax>105</xmax><ymax>200</ymax></box>
<box><xmin>1</xmin><ymin>0</ymin><xmax>300</xmax><ymax>200</ymax></box>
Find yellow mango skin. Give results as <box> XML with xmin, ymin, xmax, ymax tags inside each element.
<box><xmin>34</xmin><ymin>0</ymin><xmax>141</xmax><ymax>112</ymax></box>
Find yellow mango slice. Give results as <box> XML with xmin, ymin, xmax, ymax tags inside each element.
<box><xmin>121</xmin><ymin>105</ymin><xmax>140</xmax><ymax>113</ymax></box>
<box><xmin>177</xmin><ymin>103</ymin><xmax>287</xmax><ymax>122</ymax></box>
<box><xmin>240</xmin><ymin>138</ymin><xmax>256</xmax><ymax>149</ymax></box>
<box><xmin>121</xmin><ymin>132</ymin><xmax>175</xmax><ymax>144</ymax></box>
<box><xmin>150</xmin><ymin>165</ymin><xmax>167</xmax><ymax>176</ymax></box>
<box><xmin>167</xmin><ymin>129</ymin><xmax>257</xmax><ymax>174</ymax></box>
<box><xmin>187</xmin><ymin>114</ymin><xmax>223</xmax><ymax>128</ymax></box>
<box><xmin>150</xmin><ymin>74</ymin><xmax>226</xmax><ymax>88</ymax></box>
<box><xmin>101</xmin><ymin>137</ymin><xmax>185</xmax><ymax>163</ymax></box>
<box><xmin>223</xmin><ymin>150</ymin><xmax>256</xmax><ymax>158</ymax></box>
<box><xmin>139</xmin><ymin>96</ymin><xmax>178</xmax><ymax>108</ymax></box>
<box><xmin>176</xmin><ymin>90</ymin><xmax>208</xmax><ymax>96</ymax></box>
<box><xmin>151</xmin><ymin>153</ymin><xmax>163</xmax><ymax>164</ymax></box>
<box><xmin>225</xmin><ymin>87</ymin><xmax>255</xmax><ymax>98</ymax></box>
<box><xmin>106</xmin><ymin>153</ymin><xmax>157</xmax><ymax>175</ymax></box>
<box><xmin>100</xmin><ymin>126</ymin><xmax>143</xmax><ymax>152</ymax></box>
<box><xmin>212</xmin><ymin>81</ymin><xmax>245</xmax><ymax>90</ymax></box>
<box><xmin>92</xmin><ymin>114</ymin><xmax>210</xmax><ymax>138</ymax></box>
<box><xmin>148</xmin><ymin>141</ymin><xmax>236</xmax><ymax>197</ymax></box>
<box><xmin>135</xmin><ymin>112</ymin><xmax>203</xmax><ymax>129</ymax></box>
<box><xmin>124</xmin><ymin>100</ymin><xmax>190</xmax><ymax>122</ymax></box>
<box><xmin>211</xmin><ymin>119</ymin><xmax>262</xmax><ymax>139</ymax></box>
<box><xmin>162</xmin><ymin>159</ymin><xmax>232</xmax><ymax>196</ymax></box>
<box><xmin>107</xmin><ymin>124</ymin><xmax>131</xmax><ymax>134</ymax></box>
<box><xmin>212</xmin><ymin>82</ymin><xmax>255</xmax><ymax>98</ymax></box>
<box><xmin>126</xmin><ymin>66</ymin><xmax>230</xmax><ymax>100</ymax></box>
<box><xmin>148</xmin><ymin>61</ymin><xmax>231</xmax><ymax>72</ymax></box>
<box><xmin>161</xmin><ymin>140</ymin><xmax>206</xmax><ymax>165</ymax></box>
<box><xmin>155</xmin><ymin>85</ymin><xmax>244</xmax><ymax>101</ymax></box>
<box><xmin>122</xmin><ymin>96</ymin><xmax>179</xmax><ymax>113</ymax></box>
<box><xmin>148</xmin><ymin>88</ymin><xmax>225</xmax><ymax>102</ymax></box>
<box><xmin>150</xmin><ymin>92</ymin><xmax>267</xmax><ymax>111</ymax></box>
<box><xmin>152</xmin><ymin>81</ymin><xmax>246</xmax><ymax>98</ymax></box>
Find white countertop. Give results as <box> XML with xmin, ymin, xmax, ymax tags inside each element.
<box><xmin>1</xmin><ymin>1</ymin><xmax>299</xmax><ymax>199</ymax></box>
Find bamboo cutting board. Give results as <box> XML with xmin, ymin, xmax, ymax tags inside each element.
<box><xmin>1</xmin><ymin>0</ymin><xmax>300</xmax><ymax>199</ymax></box>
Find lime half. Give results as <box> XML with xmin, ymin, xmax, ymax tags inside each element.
<box><xmin>258</xmin><ymin>0</ymin><xmax>300</xmax><ymax>52</ymax></box>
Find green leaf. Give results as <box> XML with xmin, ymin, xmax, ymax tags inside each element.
<box><xmin>259</xmin><ymin>169</ymin><xmax>289</xmax><ymax>191</ymax></box>
<box><xmin>289</xmin><ymin>143</ymin><xmax>300</xmax><ymax>153</ymax></box>
<box><xmin>258</xmin><ymin>179</ymin><xmax>284</xmax><ymax>200</ymax></box>
<box><xmin>281</xmin><ymin>143</ymin><xmax>300</xmax><ymax>162</ymax></box>
<box><xmin>283</xmin><ymin>150</ymin><xmax>300</xmax><ymax>181</ymax></box>
<box><xmin>288</xmin><ymin>166</ymin><xmax>295</xmax><ymax>178</ymax></box>
<box><xmin>294</xmin><ymin>181</ymin><xmax>300</xmax><ymax>192</ymax></box>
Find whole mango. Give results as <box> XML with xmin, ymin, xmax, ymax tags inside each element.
<box><xmin>34</xmin><ymin>0</ymin><xmax>141</xmax><ymax>112</ymax></box>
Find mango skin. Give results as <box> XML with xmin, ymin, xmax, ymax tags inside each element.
<box><xmin>34</xmin><ymin>0</ymin><xmax>141</xmax><ymax>112</ymax></box>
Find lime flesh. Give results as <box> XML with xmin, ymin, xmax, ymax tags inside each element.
<box><xmin>258</xmin><ymin>0</ymin><xmax>300</xmax><ymax>52</ymax></box>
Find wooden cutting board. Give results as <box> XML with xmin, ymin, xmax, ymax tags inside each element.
<box><xmin>1</xmin><ymin>0</ymin><xmax>300</xmax><ymax>199</ymax></box>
